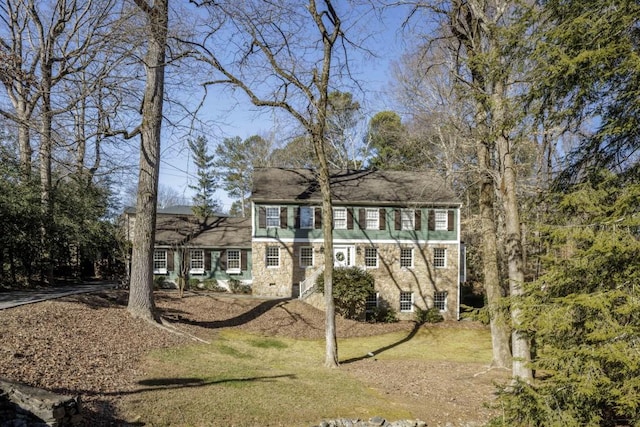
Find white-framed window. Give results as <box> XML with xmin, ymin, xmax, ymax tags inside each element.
<box><xmin>300</xmin><ymin>206</ymin><xmax>314</xmax><ymax>229</ymax></box>
<box><xmin>400</xmin><ymin>291</ymin><xmax>414</xmax><ymax>312</ymax></box>
<box><xmin>333</xmin><ymin>207</ymin><xmax>347</xmax><ymax>229</ymax></box>
<box><xmin>434</xmin><ymin>248</ymin><xmax>447</xmax><ymax>268</ymax></box>
<box><xmin>153</xmin><ymin>249</ymin><xmax>167</xmax><ymax>274</ymax></box>
<box><xmin>299</xmin><ymin>246</ymin><xmax>314</xmax><ymax>268</ymax></box>
<box><xmin>266</xmin><ymin>246</ymin><xmax>280</xmax><ymax>267</ymax></box>
<box><xmin>365</xmin><ymin>292</ymin><xmax>379</xmax><ymax>313</ymax></box>
<box><xmin>434</xmin><ymin>291</ymin><xmax>447</xmax><ymax>311</ymax></box>
<box><xmin>226</xmin><ymin>249</ymin><xmax>241</xmax><ymax>273</ymax></box>
<box><xmin>435</xmin><ymin>210</ymin><xmax>448</xmax><ymax>231</ymax></box>
<box><xmin>401</xmin><ymin>209</ymin><xmax>415</xmax><ymax>230</ymax></box>
<box><xmin>190</xmin><ymin>249</ymin><xmax>205</xmax><ymax>274</ymax></box>
<box><xmin>364</xmin><ymin>247</ymin><xmax>378</xmax><ymax>268</ymax></box>
<box><xmin>365</xmin><ymin>208</ymin><xmax>379</xmax><ymax>230</ymax></box>
<box><xmin>400</xmin><ymin>248</ymin><xmax>413</xmax><ymax>268</ymax></box>
<box><xmin>266</xmin><ymin>206</ymin><xmax>280</xmax><ymax>228</ymax></box>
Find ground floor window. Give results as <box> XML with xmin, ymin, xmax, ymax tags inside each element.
<box><xmin>190</xmin><ymin>249</ymin><xmax>204</xmax><ymax>274</ymax></box>
<box><xmin>400</xmin><ymin>248</ymin><xmax>413</xmax><ymax>268</ymax></box>
<box><xmin>153</xmin><ymin>249</ymin><xmax>167</xmax><ymax>274</ymax></box>
<box><xmin>434</xmin><ymin>291</ymin><xmax>447</xmax><ymax>311</ymax></box>
<box><xmin>227</xmin><ymin>249</ymin><xmax>241</xmax><ymax>273</ymax></box>
<box><xmin>434</xmin><ymin>248</ymin><xmax>446</xmax><ymax>268</ymax></box>
<box><xmin>299</xmin><ymin>246</ymin><xmax>313</xmax><ymax>268</ymax></box>
<box><xmin>364</xmin><ymin>247</ymin><xmax>378</xmax><ymax>268</ymax></box>
<box><xmin>400</xmin><ymin>291</ymin><xmax>414</xmax><ymax>312</ymax></box>
<box><xmin>266</xmin><ymin>246</ymin><xmax>280</xmax><ymax>267</ymax></box>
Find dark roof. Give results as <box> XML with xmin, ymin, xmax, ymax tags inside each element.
<box><xmin>154</xmin><ymin>215</ymin><xmax>251</xmax><ymax>248</ymax></box>
<box><xmin>251</xmin><ymin>168</ymin><xmax>459</xmax><ymax>206</ymax></box>
<box><xmin>124</xmin><ymin>205</ymin><xmax>228</xmax><ymax>217</ymax></box>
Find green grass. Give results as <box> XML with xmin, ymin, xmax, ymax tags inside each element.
<box><xmin>121</xmin><ymin>326</ymin><xmax>492</xmax><ymax>426</ymax></box>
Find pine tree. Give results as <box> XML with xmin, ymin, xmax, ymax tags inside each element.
<box><xmin>494</xmin><ymin>170</ymin><xmax>640</xmax><ymax>426</ymax></box>
<box><xmin>188</xmin><ymin>135</ymin><xmax>217</xmax><ymax>220</ymax></box>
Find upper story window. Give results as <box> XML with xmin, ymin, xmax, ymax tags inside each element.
<box><xmin>434</xmin><ymin>248</ymin><xmax>447</xmax><ymax>268</ymax></box>
<box><xmin>401</xmin><ymin>209</ymin><xmax>415</xmax><ymax>230</ymax></box>
<box><xmin>190</xmin><ymin>249</ymin><xmax>205</xmax><ymax>274</ymax></box>
<box><xmin>334</xmin><ymin>207</ymin><xmax>347</xmax><ymax>229</ymax></box>
<box><xmin>365</xmin><ymin>208</ymin><xmax>379</xmax><ymax>230</ymax></box>
<box><xmin>153</xmin><ymin>249</ymin><xmax>167</xmax><ymax>274</ymax></box>
<box><xmin>300</xmin><ymin>206</ymin><xmax>314</xmax><ymax>229</ymax></box>
<box><xmin>435</xmin><ymin>210</ymin><xmax>448</xmax><ymax>231</ymax></box>
<box><xmin>266</xmin><ymin>206</ymin><xmax>280</xmax><ymax>228</ymax></box>
<box><xmin>226</xmin><ymin>249</ymin><xmax>241</xmax><ymax>273</ymax></box>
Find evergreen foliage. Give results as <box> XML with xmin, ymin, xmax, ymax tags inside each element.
<box><xmin>214</xmin><ymin>135</ymin><xmax>270</xmax><ymax>217</ymax></box>
<box><xmin>188</xmin><ymin>135</ymin><xmax>217</xmax><ymax>219</ymax></box>
<box><xmin>493</xmin><ymin>171</ymin><xmax>640</xmax><ymax>426</ymax></box>
<box><xmin>316</xmin><ymin>267</ymin><xmax>375</xmax><ymax>320</ymax></box>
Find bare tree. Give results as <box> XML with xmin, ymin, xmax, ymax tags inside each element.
<box><xmin>191</xmin><ymin>0</ymin><xmax>361</xmax><ymax>367</ymax></box>
<box><xmin>127</xmin><ymin>0</ymin><xmax>168</xmax><ymax>322</ymax></box>
<box><xmin>0</xmin><ymin>0</ymin><xmax>128</xmax><ymax>283</ymax></box>
<box><xmin>391</xmin><ymin>42</ymin><xmax>513</xmax><ymax>369</ymax></box>
<box><xmin>398</xmin><ymin>0</ymin><xmax>534</xmax><ymax>381</ymax></box>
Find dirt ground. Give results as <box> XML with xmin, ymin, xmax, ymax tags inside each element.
<box><xmin>0</xmin><ymin>290</ymin><xmax>509</xmax><ymax>426</ymax></box>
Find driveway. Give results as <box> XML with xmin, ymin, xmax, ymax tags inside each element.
<box><xmin>0</xmin><ymin>282</ymin><xmax>117</xmax><ymax>310</ymax></box>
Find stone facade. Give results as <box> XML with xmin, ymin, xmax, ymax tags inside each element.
<box><xmin>251</xmin><ymin>240</ymin><xmax>461</xmax><ymax>320</ymax></box>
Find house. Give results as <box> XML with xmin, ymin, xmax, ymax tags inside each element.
<box><xmin>249</xmin><ymin>168</ymin><xmax>463</xmax><ymax>320</ymax></box>
<box><xmin>123</xmin><ymin>206</ymin><xmax>252</xmax><ymax>290</ymax></box>
<box><xmin>127</xmin><ymin>168</ymin><xmax>463</xmax><ymax>320</ymax></box>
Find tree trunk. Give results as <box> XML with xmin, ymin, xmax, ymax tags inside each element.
<box><xmin>477</xmin><ymin>141</ymin><xmax>512</xmax><ymax>368</ymax></box>
<box><xmin>127</xmin><ymin>0</ymin><xmax>168</xmax><ymax>323</ymax></box>
<box><xmin>494</xmin><ymin>89</ymin><xmax>532</xmax><ymax>382</ymax></box>
<box><xmin>38</xmin><ymin>47</ymin><xmax>54</xmax><ymax>285</ymax></box>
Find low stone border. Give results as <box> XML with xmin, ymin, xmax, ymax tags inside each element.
<box><xmin>314</xmin><ymin>417</ymin><xmax>426</xmax><ymax>427</ymax></box>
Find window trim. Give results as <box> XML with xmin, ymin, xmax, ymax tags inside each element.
<box><xmin>299</xmin><ymin>246</ymin><xmax>314</xmax><ymax>268</ymax></box>
<box><xmin>434</xmin><ymin>209</ymin><xmax>448</xmax><ymax>231</ymax></box>
<box><xmin>226</xmin><ymin>249</ymin><xmax>241</xmax><ymax>274</ymax></box>
<box><xmin>333</xmin><ymin>207</ymin><xmax>347</xmax><ymax>230</ymax></box>
<box><xmin>401</xmin><ymin>209</ymin><xmax>415</xmax><ymax>230</ymax></box>
<box><xmin>153</xmin><ymin>249</ymin><xmax>167</xmax><ymax>274</ymax></box>
<box><xmin>266</xmin><ymin>206</ymin><xmax>281</xmax><ymax>228</ymax></box>
<box><xmin>265</xmin><ymin>246</ymin><xmax>280</xmax><ymax>268</ymax></box>
<box><xmin>300</xmin><ymin>206</ymin><xmax>314</xmax><ymax>229</ymax></box>
<box><xmin>400</xmin><ymin>248</ymin><xmax>414</xmax><ymax>268</ymax></box>
<box><xmin>189</xmin><ymin>249</ymin><xmax>205</xmax><ymax>274</ymax></box>
<box><xmin>364</xmin><ymin>247</ymin><xmax>378</xmax><ymax>268</ymax></box>
<box><xmin>434</xmin><ymin>291</ymin><xmax>448</xmax><ymax>312</ymax></box>
<box><xmin>434</xmin><ymin>248</ymin><xmax>447</xmax><ymax>268</ymax></box>
<box><xmin>365</xmin><ymin>208</ymin><xmax>379</xmax><ymax>230</ymax></box>
<box><xmin>365</xmin><ymin>292</ymin><xmax>379</xmax><ymax>313</ymax></box>
<box><xmin>400</xmin><ymin>291</ymin><xmax>414</xmax><ymax>312</ymax></box>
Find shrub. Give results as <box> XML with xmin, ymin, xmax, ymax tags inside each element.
<box><xmin>198</xmin><ymin>278</ymin><xmax>227</xmax><ymax>292</ymax></box>
<box><xmin>368</xmin><ymin>302</ymin><xmax>398</xmax><ymax>323</ymax></box>
<box><xmin>188</xmin><ymin>278</ymin><xmax>200</xmax><ymax>289</ymax></box>
<box><xmin>316</xmin><ymin>267</ymin><xmax>375</xmax><ymax>320</ymax></box>
<box><xmin>229</xmin><ymin>278</ymin><xmax>251</xmax><ymax>294</ymax></box>
<box><xmin>153</xmin><ymin>275</ymin><xmax>167</xmax><ymax>289</ymax></box>
<box><xmin>415</xmin><ymin>307</ymin><xmax>443</xmax><ymax>324</ymax></box>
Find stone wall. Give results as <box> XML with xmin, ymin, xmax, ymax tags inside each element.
<box><xmin>253</xmin><ymin>240</ymin><xmax>461</xmax><ymax>320</ymax></box>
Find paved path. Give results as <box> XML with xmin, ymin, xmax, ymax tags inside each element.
<box><xmin>0</xmin><ymin>282</ymin><xmax>117</xmax><ymax>310</ymax></box>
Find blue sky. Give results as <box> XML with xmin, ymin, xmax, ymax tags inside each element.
<box><xmin>157</xmin><ymin>4</ymin><xmax>416</xmax><ymax>212</ymax></box>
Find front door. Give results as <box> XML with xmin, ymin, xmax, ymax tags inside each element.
<box><xmin>333</xmin><ymin>246</ymin><xmax>350</xmax><ymax>268</ymax></box>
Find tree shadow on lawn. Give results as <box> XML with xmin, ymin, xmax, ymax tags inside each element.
<box><xmin>339</xmin><ymin>322</ymin><xmax>422</xmax><ymax>364</ymax></box>
<box><xmin>61</xmin><ymin>374</ymin><xmax>297</xmax><ymax>399</ymax></box>
<box><xmin>161</xmin><ymin>297</ymin><xmax>289</xmax><ymax>329</ymax></box>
